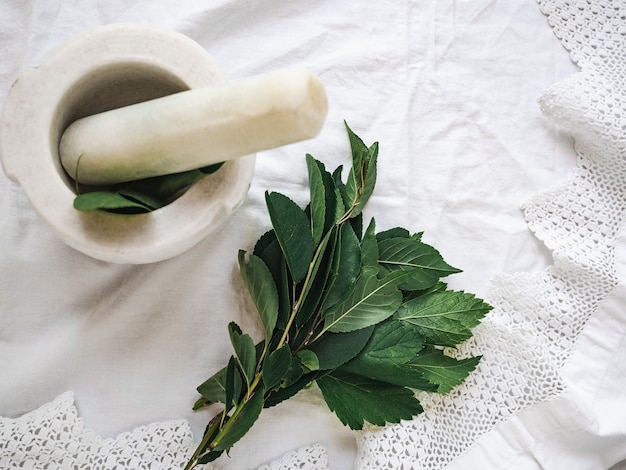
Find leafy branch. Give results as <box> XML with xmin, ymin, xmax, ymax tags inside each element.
<box><xmin>185</xmin><ymin>122</ymin><xmax>491</xmax><ymax>469</ymax></box>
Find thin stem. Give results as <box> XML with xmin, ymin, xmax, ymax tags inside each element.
<box><xmin>276</xmin><ymin>283</ymin><xmax>299</xmax><ymax>348</ymax></box>
<box><xmin>184</xmin><ymin>413</ymin><xmax>223</xmax><ymax>470</ymax></box>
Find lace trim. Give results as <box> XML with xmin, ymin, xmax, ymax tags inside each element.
<box><xmin>0</xmin><ymin>392</ymin><xmax>205</xmax><ymax>469</ymax></box>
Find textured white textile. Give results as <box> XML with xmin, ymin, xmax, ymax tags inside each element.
<box><xmin>1</xmin><ymin>0</ymin><xmax>622</xmax><ymax>469</ymax></box>
<box><xmin>0</xmin><ymin>391</ymin><xmax>328</xmax><ymax>469</ymax></box>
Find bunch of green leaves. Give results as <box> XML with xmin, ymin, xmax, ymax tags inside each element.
<box><xmin>73</xmin><ymin>162</ymin><xmax>223</xmax><ymax>213</ymax></box>
<box><xmin>185</xmin><ymin>123</ymin><xmax>491</xmax><ymax>469</ymax></box>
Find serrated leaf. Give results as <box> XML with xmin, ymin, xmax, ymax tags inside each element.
<box><xmin>348</xmin><ymin>319</ymin><xmax>424</xmax><ymax>365</ymax></box>
<box><xmin>403</xmin><ymin>281</ymin><xmax>449</xmax><ymax>303</ymax></box>
<box><xmin>262</xmin><ymin>344</ymin><xmax>292</xmax><ymax>391</ymax></box>
<box><xmin>395</xmin><ymin>290</ymin><xmax>491</xmax><ymax>347</ymax></box>
<box><xmin>320</xmin><ymin>222</ymin><xmax>361</xmax><ymax>314</ymax></box>
<box><xmin>360</xmin><ymin>218</ymin><xmax>379</xmax><ymax>269</ymax></box>
<box><xmin>344</xmin><ymin>362</ymin><xmax>438</xmax><ymax>392</ymax></box>
<box><xmin>376</xmin><ymin>226</ymin><xmax>410</xmax><ymax>241</ymax></box>
<box><xmin>265</xmin><ymin>191</ymin><xmax>314</xmax><ymax>283</ymax></box>
<box><xmin>323</xmin><ymin>268</ymin><xmax>402</xmax><ymax>333</ymax></box>
<box><xmin>228</xmin><ymin>322</ymin><xmax>257</xmax><ymax>388</ymax></box>
<box><xmin>316</xmin><ymin>370</ymin><xmax>423</xmax><ymax>430</ymax></box>
<box><xmin>337</xmin><ymin>320</ymin><xmax>437</xmax><ymax>392</ymax></box>
<box><xmin>407</xmin><ymin>347</ymin><xmax>481</xmax><ymax>393</ymax></box>
<box><xmin>378</xmin><ymin>237</ymin><xmax>461</xmax><ymax>291</ymax></box>
<box><xmin>213</xmin><ymin>385</ymin><xmax>265</xmax><ymax>452</ymax></box>
<box><xmin>253</xmin><ymin>230</ymin><xmax>282</xmax><ymax>282</ymax></box>
<box><xmin>308</xmin><ymin>326</ymin><xmax>374</xmax><ymax>370</ymax></box>
<box><xmin>238</xmin><ymin>251</ymin><xmax>279</xmax><ymax>341</ymax></box>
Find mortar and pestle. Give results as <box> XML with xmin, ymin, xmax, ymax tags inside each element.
<box><xmin>0</xmin><ymin>24</ymin><xmax>327</xmax><ymax>264</ymax></box>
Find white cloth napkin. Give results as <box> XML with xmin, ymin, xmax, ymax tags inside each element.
<box><xmin>2</xmin><ymin>1</ymin><xmax>624</xmax><ymax>469</ymax></box>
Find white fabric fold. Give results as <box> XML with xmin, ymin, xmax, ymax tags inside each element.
<box><xmin>2</xmin><ymin>1</ymin><xmax>623</xmax><ymax>469</ymax></box>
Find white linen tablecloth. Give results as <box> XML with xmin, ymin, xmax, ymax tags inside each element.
<box><xmin>1</xmin><ymin>1</ymin><xmax>624</xmax><ymax>469</ymax></box>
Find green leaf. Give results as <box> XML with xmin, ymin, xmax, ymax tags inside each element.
<box><xmin>308</xmin><ymin>326</ymin><xmax>374</xmax><ymax>370</ymax></box>
<box><xmin>73</xmin><ymin>190</ymin><xmax>155</xmax><ymax>212</ymax></box>
<box><xmin>74</xmin><ymin>162</ymin><xmax>225</xmax><ymax>214</ymax></box>
<box><xmin>333</xmin><ymin>185</ymin><xmax>346</xmax><ymax>227</ymax></box>
<box><xmin>337</xmin><ymin>320</ymin><xmax>437</xmax><ymax>392</ymax></box>
<box><xmin>193</xmin><ymin>396</ymin><xmax>210</xmax><ymax>411</ymax></box>
<box><xmin>407</xmin><ymin>346</ymin><xmax>481</xmax><ymax>393</ymax></box>
<box><xmin>197</xmin><ymin>367</ymin><xmax>228</xmax><ymax>405</ymax></box>
<box><xmin>276</xmin><ymin>260</ymin><xmax>291</xmax><ymax>330</ymax></box>
<box><xmin>350</xmin><ymin>212</ymin><xmax>363</xmax><ymax>240</ymax></box>
<box><xmin>117</xmin><ymin>188</ymin><xmax>164</xmax><ymax>210</ymax></box>
<box><xmin>189</xmin><ymin>124</ymin><xmax>490</xmax><ymax>467</ymax></box>
<box><xmin>343</xmin><ymin>122</ymin><xmax>378</xmax><ymax>219</ymax></box>
<box><xmin>306</xmin><ymin>154</ymin><xmax>327</xmax><ymax>245</ymax></box>
<box><xmin>395</xmin><ymin>290</ymin><xmax>491</xmax><ymax>347</ymax></box>
<box><xmin>296</xmin><ymin>349</ymin><xmax>319</xmax><ymax>371</ymax></box>
<box><xmin>198</xmin><ymin>162</ymin><xmax>225</xmax><ymax>175</ymax></box>
<box><xmin>323</xmin><ymin>268</ymin><xmax>402</xmax><ymax>333</ymax></box>
<box><xmin>343</xmin><ymin>363</ymin><xmax>438</xmax><ymax>392</ymax></box>
<box><xmin>253</xmin><ymin>230</ymin><xmax>283</xmax><ymax>282</ymax></box>
<box><xmin>376</xmin><ymin>226</ymin><xmax>410</xmax><ymax>241</ymax></box>
<box><xmin>360</xmin><ymin>218</ymin><xmax>379</xmax><ymax>269</ymax></box>
<box><xmin>225</xmin><ymin>356</ymin><xmax>243</xmax><ymax>408</ymax></box>
<box><xmin>316</xmin><ymin>370</ymin><xmax>423</xmax><ymax>429</ymax></box>
<box><xmin>378</xmin><ymin>237</ymin><xmax>461</xmax><ymax>291</ymax></box>
<box><xmin>323</xmin><ymin>173</ymin><xmax>343</xmax><ymax>230</ymax></box>
<box><xmin>265</xmin><ymin>191</ymin><xmax>314</xmax><ymax>283</ymax></box>
<box><xmin>262</xmin><ymin>344</ymin><xmax>292</xmax><ymax>391</ymax></box>
<box><xmin>213</xmin><ymin>385</ymin><xmax>265</xmax><ymax>452</ymax></box>
<box><xmin>296</xmin><ymin>228</ymin><xmax>337</xmax><ymax>327</ymax></box>
<box><xmin>320</xmin><ymin>222</ymin><xmax>361</xmax><ymax>314</ymax></box>
<box><xmin>238</xmin><ymin>251</ymin><xmax>279</xmax><ymax>341</ymax></box>
<box><xmin>282</xmin><ymin>354</ymin><xmax>304</xmax><ymax>387</ymax></box>
<box><xmin>332</xmin><ymin>165</ymin><xmax>346</xmax><ymax>203</ymax></box>
<box><xmin>124</xmin><ymin>165</ymin><xmax>216</xmax><ymax>202</ymax></box>
<box><xmin>251</xmin><ymin>232</ymin><xmax>291</xmax><ymax>330</ymax></box>
<box><xmin>228</xmin><ymin>322</ymin><xmax>257</xmax><ymax>388</ymax></box>
<box><xmin>347</xmin><ymin>319</ymin><xmax>424</xmax><ymax>365</ymax></box>
<box><xmin>402</xmin><ymin>281</ymin><xmax>449</xmax><ymax>302</ymax></box>
<box><xmin>264</xmin><ymin>372</ymin><xmax>321</xmax><ymax>408</ymax></box>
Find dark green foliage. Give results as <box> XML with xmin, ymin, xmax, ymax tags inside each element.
<box><xmin>186</xmin><ymin>123</ymin><xmax>489</xmax><ymax>469</ymax></box>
